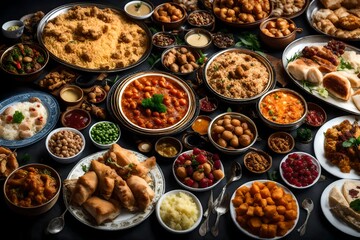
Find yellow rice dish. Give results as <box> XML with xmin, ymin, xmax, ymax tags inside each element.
<box><xmin>42</xmin><ymin>5</ymin><xmax>149</xmax><ymax>70</ymax></box>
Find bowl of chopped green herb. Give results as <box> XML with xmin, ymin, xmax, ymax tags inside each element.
<box><xmin>0</xmin><ymin>42</ymin><xmax>49</xmax><ymax>83</ymax></box>
<box><xmin>111</xmin><ymin>70</ymin><xmax>199</xmax><ymax>136</ymax></box>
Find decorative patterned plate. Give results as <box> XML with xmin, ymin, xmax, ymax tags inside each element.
<box><xmin>0</xmin><ymin>91</ymin><xmax>60</xmax><ymax>149</ymax></box>
<box><xmin>64</xmin><ymin>150</ymin><xmax>165</xmax><ymax>230</ymax></box>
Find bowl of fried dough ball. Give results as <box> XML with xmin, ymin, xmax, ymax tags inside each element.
<box><xmin>152</xmin><ymin>2</ymin><xmax>187</xmax><ymax>30</ymax></box>
<box><xmin>208</xmin><ymin>112</ymin><xmax>258</xmax><ymax>155</ymax></box>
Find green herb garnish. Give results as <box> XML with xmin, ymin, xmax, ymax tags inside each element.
<box><xmin>147</xmin><ymin>53</ymin><xmax>161</xmax><ymax>69</ymax></box>
<box><xmin>197</xmin><ymin>50</ymin><xmax>207</xmax><ymax>65</ymax></box>
<box><xmin>12</xmin><ymin>111</ymin><xmax>24</xmax><ymax>123</ymax></box>
<box><xmin>342</xmin><ymin>136</ymin><xmax>360</xmax><ymax>148</ymax></box>
<box><xmin>141</xmin><ymin>94</ymin><xmax>167</xmax><ymax>113</ymax></box>
<box><xmin>287</xmin><ymin>51</ymin><xmax>301</xmax><ymax>63</ymax></box>
<box><xmin>81</xmin><ymin>164</ymin><xmax>89</xmax><ymax>172</ymax></box>
<box><xmin>302</xmin><ymin>81</ymin><xmax>328</xmax><ymax>98</ymax></box>
<box><xmin>135</xmin><ymin>2</ymin><xmax>143</xmax><ymax>10</ymax></box>
<box><xmin>297</xmin><ymin>127</ymin><xmax>312</xmax><ymax>142</ymax></box>
<box><xmin>235</xmin><ymin>32</ymin><xmax>261</xmax><ymax>51</ymax></box>
<box><xmin>350</xmin><ymin>199</ymin><xmax>360</xmax><ymax>211</ymax></box>
<box><xmin>267</xmin><ymin>170</ymin><xmax>278</xmax><ymax>181</ymax></box>
<box><xmin>337</xmin><ymin>57</ymin><xmax>353</xmax><ymax>71</ymax></box>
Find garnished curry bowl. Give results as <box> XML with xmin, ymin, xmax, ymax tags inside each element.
<box><xmin>203</xmin><ymin>48</ymin><xmax>275</xmax><ymax>104</ymax></box>
<box><xmin>208</xmin><ymin>112</ymin><xmax>258</xmax><ymax>155</ymax></box>
<box><xmin>0</xmin><ymin>43</ymin><xmax>49</xmax><ymax>83</ymax></box>
<box><xmin>3</xmin><ymin>163</ymin><xmax>61</xmax><ymax>216</ymax></box>
<box><xmin>257</xmin><ymin>88</ymin><xmax>308</xmax><ymax>131</ymax></box>
<box><xmin>113</xmin><ymin>70</ymin><xmax>199</xmax><ymax>136</ymax></box>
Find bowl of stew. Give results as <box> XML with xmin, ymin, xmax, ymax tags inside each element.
<box><xmin>3</xmin><ymin>163</ymin><xmax>61</xmax><ymax>216</ymax></box>
<box><xmin>110</xmin><ymin>70</ymin><xmax>199</xmax><ymax>136</ymax></box>
<box><xmin>257</xmin><ymin>88</ymin><xmax>308</xmax><ymax>131</ymax></box>
<box><xmin>0</xmin><ymin>43</ymin><xmax>49</xmax><ymax>83</ymax></box>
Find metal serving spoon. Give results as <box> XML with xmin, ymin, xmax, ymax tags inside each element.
<box><xmin>47</xmin><ymin>206</ymin><xmax>69</xmax><ymax>234</ymax></box>
<box><xmin>203</xmin><ymin>161</ymin><xmax>242</xmax><ymax>217</ymax></box>
<box><xmin>297</xmin><ymin>198</ymin><xmax>314</xmax><ymax>236</ymax></box>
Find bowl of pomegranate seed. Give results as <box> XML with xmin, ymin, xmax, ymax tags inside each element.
<box><xmin>172</xmin><ymin>148</ymin><xmax>225</xmax><ymax>192</ymax></box>
<box><xmin>279</xmin><ymin>152</ymin><xmax>321</xmax><ymax>189</ymax></box>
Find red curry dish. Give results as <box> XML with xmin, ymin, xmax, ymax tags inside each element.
<box><xmin>121</xmin><ymin>75</ymin><xmax>190</xmax><ymax>129</ymax></box>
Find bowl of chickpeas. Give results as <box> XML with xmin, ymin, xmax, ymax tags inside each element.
<box><xmin>212</xmin><ymin>0</ymin><xmax>272</xmax><ymax>28</ymax></box>
<box><xmin>152</xmin><ymin>2</ymin><xmax>187</xmax><ymax>30</ymax></box>
<box><xmin>89</xmin><ymin>121</ymin><xmax>121</xmax><ymax>149</ymax></box>
<box><xmin>259</xmin><ymin>17</ymin><xmax>302</xmax><ymax>49</ymax></box>
<box><xmin>208</xmin><ymin>112</ymin><xmax>258</xmax><ymax>155</ymax></box>
<box><xmin>45</xmin><ymin>127</ymin><xmax>86</xmax><ymax>164</ymax></box>
<box><xmin>3</xmin><ymin>163</ymin><xmax>61</xmax><ymax>216</ymax></box>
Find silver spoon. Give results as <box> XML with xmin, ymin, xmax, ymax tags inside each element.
<box><xmin>47</xmin><ymin>206</ymin><xmax>69</xmax><ymax>234</ymax></box>
<box><xmin>204</xmin><ymin>161</ymin><xmax>242</xmax><ymax>217</ymax></box>
<box><xmin>297</xmin><ymin>198</ymin><xmax>314</xmax><ymax>236</ymax></box>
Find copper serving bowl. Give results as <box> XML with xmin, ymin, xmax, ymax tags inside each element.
<box><xmin>212</xmin><ymin>0</ymin><xmax>272</xmax><ymax>28</ymax></box>
<box><xmin>203</xmin><ymin>48</ymin><xmax>275</xmax><ymax>104</ymax></box>
<box><xmin>108</xmin><ymin>70</ymin><xmax>199</xmax><ymax>136</ymax></box>
<box><xmin>151</xmin><ymin>2</ymin><xmax>187</xmax><ymax>30</ymax></box>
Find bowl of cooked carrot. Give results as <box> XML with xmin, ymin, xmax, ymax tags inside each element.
<box><xmin>257</xmin><ymin>88</ymin><xmax>308</xmax><ymax>131</ymax></box>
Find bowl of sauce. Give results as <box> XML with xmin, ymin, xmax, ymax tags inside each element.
<box><xmin>124</xmin><ymin>1</ymin><xmax>154</xmax><ymax>20</ymax></box>
<box><xmin>185</xmin><ymin>28</ymin><xmax>212</xmax><ymax>50</ymax></box>
<box><xmin>305</xmin><ymin>102</ymin><xmax>327</xmax><ymax>127</ymax></box>
<box><xmin>199</xmin><ymin>96</ymin><xmax>218</xmax><ymax>113</ymax></box>
<box><xmin>59</xmin><ymin>85</ymin><xmax>84</xmax><ymax>106</ymax></box>
<box><xmin>191</xmin><ymin>115</ymin><xmax>211</xmax><ymax>136</ymax></box>
<box><xmin>61</xmin><ymin>108</ymin><xmax>91</xmax><ymax>131</ymax></box>
<box><xmin>155</xmin><ymin>136</ymin><xmax>183</xmax><ymax>160</ymax></box>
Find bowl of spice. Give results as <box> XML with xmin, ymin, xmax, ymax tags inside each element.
<box><xmin>152</xmin><ymin>31</ymin><xmax>176</xmax><ymax>49</ymax></box>
<box><xmin>212</xmin><ymin>32</ymin><xmax>235</xmax><ymax>49</ymax></box>
<box><xmin>155</xmin><ymin>136</ymin><xmax>183</xmax><ymax>160</ymax></box>
<box><xmin>89</xmin><ymin>121</ymin><xmax>121</xmax><ymax>149</ymax></box>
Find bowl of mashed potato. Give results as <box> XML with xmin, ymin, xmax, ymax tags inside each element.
<box><xmin>156</xmin><ymin>189</ymin><xmax>202</xmax><ymax>233</ymax></box>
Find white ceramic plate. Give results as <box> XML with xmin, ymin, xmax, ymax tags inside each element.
<box><xmin>314</xmin><ymin>115</ymin><xmax>360</xmax><ymax>179</ymax></box>
<box><xmin>282</xmin><ymin>35</ymin><xmax>360</xmax><ymax>115</ymax></box>
<box><xmin>230</xmin><ymin>180</ymin><xmax>299</xmax><ymax>239</ymax></box>
<box><xmin>320</xmin><ymin>179</ymin><xmax>360</xmax><ymax>237</ymax></box>
<box><xmin>64</xmin><ymin>149</ymin><xmax>165</xmax><ymax>230</ymax></box>
<box><xmin>0</xmin><ymin>91</ymin><xmax>60</xmax><ymax>148</ymax></box>
<box><xmin>172</xmin><ymin>149</ymin><xmax>224</xmax><ymax>192</ymax></box>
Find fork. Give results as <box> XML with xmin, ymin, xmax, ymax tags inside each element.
<box><xmin>211</xmin><ymin>193</ymin><xmax>230</xmax><ymax>237</ymax></box>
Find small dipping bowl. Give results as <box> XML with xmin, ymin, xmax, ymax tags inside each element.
<box><xmin>243</xmin><ymin>148</ymin><xmax>272</xmax><ymax>174</ymax></box>
<box><xmin>185</xmin><ymin>28</ymin><xmax>213</xmax><ymax>50</ymax></box>
<box><xmin>61</xmin><ymin>108</ymin><xmax>91</xmax><ymax>131</ymax></box>
<box><xmin>268</xmin><ymin>131</ymin><xmax>295</xmax><ymax>154</ymax></box>
<box><xmin>2</xmin><ymin>20</ymin><xmax>24</xmax><ymax>39</ymax></box>
<box><xmin>59</xmin><ymin>85</ymin><xmax>84</xmax><ymax>106</ymax></box>
<box><xmin>212</xmin><ymin>32</ymin><xmax>235</xmax><ymax>49</ymax></box>
<box><xmin>124</xmin><ymin>1</ymin><xmax>154</xmax><ymax>20</ymax></box>
<box><xmin>152</xmin><ymin>31</ymin><xmax>176</xmax><ymax>49</ymax></box>
<box><xmin>155</xmin><ymin>136</ymin><xmax>183</xmax><ymax>160</ymax></box>
<box><xmin>199</xmin><ymin>96</ymin><xmax>218</xmax><ymax>113</ymax></box>
<box><xmin>305</xmin><ymin>102</ymin><xmax>327</xmax><ymax>127</ymax></box>
<box><xmin>191</xmin><ymin>115</ymin><xmax>211</xmax><ymax>136</ymax></box>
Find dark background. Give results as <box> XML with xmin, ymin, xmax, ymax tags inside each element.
<box><xmin>0</xmin><ymin>0</ymin><xmax>359</xmax><ymax>239</ymax></box>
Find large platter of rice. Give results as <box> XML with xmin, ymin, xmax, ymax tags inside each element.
<box><xmin>0</xmin><ymin>91</ymin><xmax>60</xmax><ymax>148</ymax></box>
<box><xmin>37</xmin><ymin>3</ymin><xmax>152</xmax><ymax>72</ymax></box>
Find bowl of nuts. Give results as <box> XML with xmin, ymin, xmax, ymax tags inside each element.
<box><xmin>208</xmin><ymin>112</ymin><xmax>258</xmax><ymax>155</ymax></box>
<box><xmin>259</xmin><ymin>17</ymin><xmax>302</xmax><ymax>50</ymax></box>
<box><xmin>187</xmin><ymin>10</ymin><xmax>215</xmax><ymax>30</ymax></box>
<box><xmin>243</xmin><ymin>148</ymin><xmax>272</xmax><ymax>174</ymax></box>
<box><xmin>152</xmin><ymin>31</ymin><xmax>176</xmax><ymax>50</ymax></box>
<box><xmin>45</xmin><ymin>127</ymin><xmax>85</xmax><ymax>164</ymax></box>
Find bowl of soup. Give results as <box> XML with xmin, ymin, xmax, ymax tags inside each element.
<box><xmin>124</xmin><ymin>1</ymin><xmax>154</xmax><ymax>20</ymax></box>
<box><xmin>257</xmin><ymin>88</ymin><xmax>308</xmax><ymax>131</ymax></box>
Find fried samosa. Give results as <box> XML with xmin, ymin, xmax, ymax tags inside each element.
<box><xmin>91</xmin><ymin>160</ymin><xmax>118</xmax><ymax>200</ymax></box>
<box><xmin>126</xmin><ymin>175</ymin><xmax>155</xmax><ymax>211</ymax></box>
<box><xmin>113</xmin><ymin>175</ymin><xmax>137</xmax><ymax>212</ymax></box>
<box><xmin>71</xmin><ymin>171</ymin><xmax>98</xmax><ymax>206</ymax></box>
<box><xmin>82</xmin><ymin>196</ymin><xmax>121</xmax><ymax>225</ymax></box>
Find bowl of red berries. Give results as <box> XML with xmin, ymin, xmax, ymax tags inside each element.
<box><xmin>279</xmin><ymin>152</ymin><xmax>321</xmax><ymax>189</ymax></box>
<box><xmin>172</xmin><ymin>148</ymin><xmax>225</xmax><ymax>192</ymax></box>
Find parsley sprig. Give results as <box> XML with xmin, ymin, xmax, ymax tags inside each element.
<box><xmin>342</xmin><ymin>136</ymin><xmax>360</xmax><ymax>148</ymax></box>
<box><xmin>12</xmin><ymin>111</ymin><xmax>24</xmax><ymax>123</ymax></box>
<box><xmin>141</xmin><ymin>94</ymin><xmax>167</xmax><ymax>113</ymax></box>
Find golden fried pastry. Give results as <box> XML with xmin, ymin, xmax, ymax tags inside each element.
<box><xmin>126</xmin><ymin>175</ymin><xmax>155</xmax><ymax>211</ymax></box>
<box><xmin>82</xmin><ymin>196</ymin><xmax>121</xmax><ymax>225</ymax></box>
<box><xmin>72</xmin><ymin>171</ymin><xmax>98</xmax><ymax>206</ymax></box>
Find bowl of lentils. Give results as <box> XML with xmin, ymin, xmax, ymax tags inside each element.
<box><xmin>89</xmin><ymin>121</ymin><xmax>121</xmax><ymax>149</ymax></box>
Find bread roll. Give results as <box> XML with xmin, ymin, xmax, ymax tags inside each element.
<box><xmin>323</xmin><ymin>72</ymin><xmax>352</xmax><ymax>100</ymax></box>
<box><xmin>319</xmin><ymin>0</ymin><xmax>343</xmax><ymax>10</ymax></box>
<box><xmin>286</xmin><ymin>57</ymin><xmax>321</xmax><ymax>83</ymax></box>
<box><xmin>337</xmin><ymin>70</ymin><xmax>360</xmax><ymax>87</ymax></box>
<box><xmin>342</xmin><ymin>180</ymin><xmax>360</xmax><ymax>204</ymax></box>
